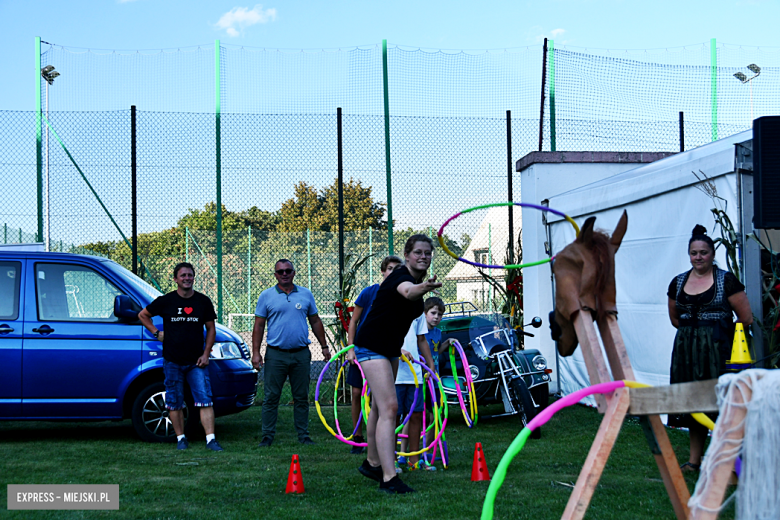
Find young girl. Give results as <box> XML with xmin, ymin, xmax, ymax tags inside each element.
<box><xmin>353</xmin><ymin>234</ymin><xmax>441</xmax><ymax>494</ymax></box>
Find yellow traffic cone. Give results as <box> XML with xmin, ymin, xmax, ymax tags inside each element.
<box><xmin>725</xmin><ymin>323</ymin><xmax>754</xmax><ymax>371</ymax></box>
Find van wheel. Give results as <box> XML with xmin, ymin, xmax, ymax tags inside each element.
<box><xmin>131</xmin><ymin>382</ymin><xmax>189</xmax><ymax>443</ymax></box>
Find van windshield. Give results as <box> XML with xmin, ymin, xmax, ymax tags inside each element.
<box><xmin>103</xmin><ymin>260</ymin><xmax>162</xmax><ymax>302</ymax></box>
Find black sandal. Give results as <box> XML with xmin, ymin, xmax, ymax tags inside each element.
<box><xmin>680</xmin><ymin>462</ymin><xmax>701</xmax><ymax>472</ymax></box>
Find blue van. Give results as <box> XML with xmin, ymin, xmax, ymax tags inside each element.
<box><xmin>0</xmin><ymin>249</ymin><xmax>257</xmax><ymax>442</ymax></box>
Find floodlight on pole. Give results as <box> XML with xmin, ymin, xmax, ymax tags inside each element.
<box><xmin>40</xmin><ymin>65</ymin><xmax>60</xmax><ymax>251</ymax></box>
<box><xmin>733</xmin><ymin>63</ymin><xmax>761</xmax><ymax>126</ymax></box>
<box><xmin>41</xmin><ymin>65</ymin><xmax>59</xmax><ymax>86</ymax></box>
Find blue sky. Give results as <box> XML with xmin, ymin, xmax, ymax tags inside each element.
<box><xmin>2</xmin><ymin>0</ymin><xmax>779</xmax><ymax>247</ymax></box>
<box><xmin>2</xmin><ymin>0</ymin><xmax>779</xmax><ymax>111</ymax></box>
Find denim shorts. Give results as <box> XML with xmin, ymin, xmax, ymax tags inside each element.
<box><xmin>353</xmin><ymin>344</ymin><xmax>398</xmax><ymax>363</ymax></box>
<box><xmin>396</xmin><ymin>384</ymin><xmax>424</xmax><ymax>415</ymax></box>
<box><xmin>163</xmin><ymin>360</ymin><xmax>213</xmax><ymax>410</ymax></box>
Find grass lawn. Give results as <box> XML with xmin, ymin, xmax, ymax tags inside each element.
<box><xmin>1</xmin><ymin>401</ymin><xmax>734</xmax><ymax>520</ymax></box>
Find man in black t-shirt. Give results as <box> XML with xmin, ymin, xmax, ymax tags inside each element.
<box><xmin>139</xmin><ymin>262</ymin><xmax>223</xmax><ymax>452</ymax></box>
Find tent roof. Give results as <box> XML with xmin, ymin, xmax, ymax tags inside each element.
<box><xmin>547</xmin><ymin>129</ymin><xmax>752</xmax><ymax>222</ymax></box>
<box><xmin>445</xmin><ymin>205</ymin><xmax>522</xmax><ymax>280</ymax></box>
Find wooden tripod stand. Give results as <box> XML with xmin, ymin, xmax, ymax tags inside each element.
<box><xmin>561</xmin><ymin>309</ymin><xmax>722</xmax><ymax>520</ymax></box>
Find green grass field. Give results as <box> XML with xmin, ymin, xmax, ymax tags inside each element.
<box><xmin>1</xmin><ymin>402</ymin><xmax>734</xmax><ymax>520</ymax></box>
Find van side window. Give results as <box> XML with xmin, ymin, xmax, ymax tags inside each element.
<box><xmin>36</xmin><ymin>263</ymin><xmax>123</xmax><ymax>322</ymax></box>
<box><xmin>0</xmin><ymin>261</ymin><xmax>21</xmax><ymax>320</ymax></box>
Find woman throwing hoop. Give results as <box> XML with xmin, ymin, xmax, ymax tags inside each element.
<box><xmin>354</xmin><ymin>234</ymin><xmax>441</xmax><ymax>494</ymax></box>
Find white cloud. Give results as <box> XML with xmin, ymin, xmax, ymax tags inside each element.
<box><xmin>215</xmin><ymin>5</ymin><xmax>277</xmax><ymax>37</ymax></box>
<box><xmin>526</xmin><ymin>26</ymin><xmax>569</xmax><ymax>45</ymax></box>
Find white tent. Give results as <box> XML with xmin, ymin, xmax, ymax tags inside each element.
<box><xmin>523</xmin><ymin>129</ymin><xmax>755</xmax><ymax>399</ymax></box>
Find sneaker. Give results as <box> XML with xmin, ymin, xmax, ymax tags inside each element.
<box><xmin>407</xmin><ymin>460</ymin><xmax>436</xmax><ymax>471</ymax></box>
<box><xmin>680</xmin><ymin>462</ymin><xmax>701</xmax><ymax>473</ymax></box>
<box><xmin>258</xmin><ymin>437</ymin><xmax>273</xmax><ymax>448</ymax></box>
<box><xmin>394</xmin><ymin>461</ymin><xmax>403</xmax><ymax>474</ymax></box>
<box><xmin>358</xmin><ymin>460</ymin><xmax>383</xmax><ymax>482</ymax></box>
<box><xmin>397</xmin><ymin>456</ymin><xmax>408</xmax><ymax>465</ymax></box>
<box><xmin>177</xmin><ymin>437</ymin><xmax>189</xmax><ymax>450</ymax></box>
<box><xmin>299</xmin><ymin>437</ymin><xmax>315</xmax><ymax>445</ymax></box>
<box><xmin>378</xmin><ymin>476</ymin><xmax>416</xmax><ymax>494</ymax></box>
<box><xmin>206</xmin><ymin>439</ymin><xmax>223</xmax><ymax>452</ymax></box>
<box><xmin>350</xmin><ymin>435</ymin><xmax>367</xmax><ymax>455</ymax></box>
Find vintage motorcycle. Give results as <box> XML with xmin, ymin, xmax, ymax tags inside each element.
<box><xmin>436</xmin><ymin>302</ymin><xmax>550</xmax><ymax>437</ymax></box>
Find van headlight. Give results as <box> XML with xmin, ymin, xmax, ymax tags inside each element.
<box><xmin>532</xmin><ymin>355</ymin><xmax>547</xmax><ymax>371</ymax></box>
<box><xmin>210</xmin><ymin>342</ymin><xmax>243</xmax><ymax>360</ymax></box>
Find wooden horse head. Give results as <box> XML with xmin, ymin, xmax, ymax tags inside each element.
<box><xmin>551</xmin><ymin>211</ymin><xmax>628</xmax><ymax>357</ymax></box>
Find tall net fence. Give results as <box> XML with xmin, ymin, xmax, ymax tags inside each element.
<box><xmin>544</xmin><ymin>42</ymin><xmax>780</xmax><ymax>149</ymax></box>
<box><xmin>5</xmin><ymin>39</ymin><xmax>780</xmax><ymax>403</ymax></box>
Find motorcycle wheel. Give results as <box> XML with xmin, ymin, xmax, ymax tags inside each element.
<box><xmin>510</xmin><ymin>378</ymin><xmax>541</xmax><ymax>439</ymax></box>
<box><xmin>531</xmin><ymin>383</ymin><xmax>550</xmax><ymax>411</ymax></box>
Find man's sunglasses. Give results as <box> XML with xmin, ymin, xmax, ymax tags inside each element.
<box><xmin>275</xmin><ymin>269</ymin><xmax>294</xmax><ymax>275</ymax></box>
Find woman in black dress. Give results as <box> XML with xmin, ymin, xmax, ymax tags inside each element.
<box><xmin>667</xmin><ymin>225</ymin><xmax>752</xmax><ymax>471</ymax></box>
<box><xmin>353</xmin><ymin>234</ymin><xmax>441</xmax><ymax>494</ymax></box>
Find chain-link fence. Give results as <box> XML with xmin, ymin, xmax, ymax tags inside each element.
<box><xmin>4</xmin><ymin>38</ymin><xmax>779</xmax><ymax>405</ymax></box>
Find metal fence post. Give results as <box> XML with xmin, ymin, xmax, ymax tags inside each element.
<box><xmin>307</xmin><ymin>228</ymin><xmax>312</xmax><ymax>289</ymax></box>
<box><xmin>507</xmin><ymin>109</ymin><xmax>514</xmax><ymax>264</ymax></box>
<box><xmin>337</xmin><ymin>107</ymin><xmax>344</xmax><ymax>293</ymax></box>
<box><xmin>489</xmin><ymin>223</ymin><xmax>493</xmax><ymax>310</ymax></box>
<box><xmin>131</xmin><ymin>105</ymin><xmax>138</xmax><ymax>275</ymax></box>
<box><xmin>428</xmin><ymin>226</ymin><xmax>434</xmax><ymax>277</ymax></box>
<box><xmin>369</xmin><ymin>227</ymin><xmax>373</xmax><ymax>284</ymax></box>
<box><xmin>538</xmin><ymin>38</ymin><xmax>548</xmax><ymax>152</ymax></box>
<box><xmin>35</xmin><ymin>37</ymin><xmax>44</xmax><ymax>243</ymax></box>
<box><xmin>247</xmin><ymin>226</ymin><xmax>252</xmax><ymax>313</ymax></box>
<box><xmin>549</xmin><ymin>39</ymin><xmax>556</xmax><ymax>152</ymax></box>
<box><xmin>382</xmin><ymin>39</ymin><xmax>394</xmax><ymax>255</ymax></box>
<box><xmin>215</xmin><ymin>39</ymin><xmax>223</xmax><ymax>322</ymax></box>
<box><xmin>710</xmin><ymin>38</ymin><xmax>718</xmax><ymax>141</ymax></box>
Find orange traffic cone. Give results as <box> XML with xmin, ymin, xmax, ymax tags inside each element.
<box><xmin>471</xmin><ymin>442</ymin><xmax>490</xmax><ymax>481</ymax></box>
<box><xmin>726</xmin><ymin>323</ymin><xmax>754</xmax><ymax>371</ymax></box>
<box><xmin>285</xmin><ymin>454</ymin><xmax>305</xmax><ymax>494</ymax></box>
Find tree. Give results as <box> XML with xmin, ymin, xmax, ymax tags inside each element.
<box><xmin>320</xmin><ymin>179</ymin><xmax>386</xmax><ymax>232</ymax></box>
<box><xmin>277</xmin><ymin>178</ymin><xmax>386</xmax><ymax>232</ymax></box>
<box><xmin>177</xmin><ymin>202</ymin><xmax>278</xmax><ymax>232</ymax></box>
<box><xmin>277</xmin><ymin>182</ymin><xmax>327</xmax><ymax>232</ymax></box>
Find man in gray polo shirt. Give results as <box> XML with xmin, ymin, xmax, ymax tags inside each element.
<box><xmin>251</xmin><ymin>259</ymin><xmax>331</xmax><ymax>446</ymax></box>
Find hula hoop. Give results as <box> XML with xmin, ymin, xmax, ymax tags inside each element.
<box><xmin>331</xmin><ymin>359</ymin><xmax>364</xmax><ymax>440</ymax></box>
<box><xmin>447</xmin><ymin>340</ymin><xmax>478</xmax><ymax>427</ymax></box>
<box><xmin>424</xmin><ymin>371</ymin><xmax>449</xmax><ymax>468</ymax></box>
<box><xmin>437</xmin><ymin>202</ymin><xmax>580</xmax><ymax>270</ymax></box>
<box><xmin>396</xmin><ymin>359</ymin><xmax>449</xmax><ymax>458</ymax></box>
<box><xmin>315</xmin><ymin>345</ymin><xmax>450</xmax><ymax>457</ymax></box>
<box><xmin>394</xmin><ymin>355</ymin><xmax>421</xmax><ymax>435</ymax></box>
<box><xmin>315</xmin><ymin>344</ymin><xmax>368</xmax><ymax>448</ymax></box>
<box><xmin>479</xmin><ymin>379</ymin><xmax>716</xmax><ymax>520</ymax></box>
